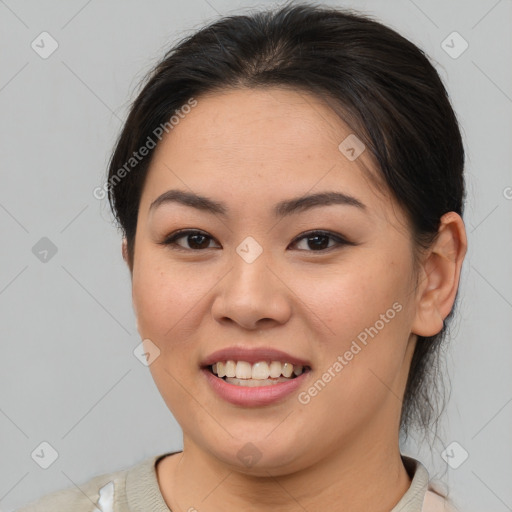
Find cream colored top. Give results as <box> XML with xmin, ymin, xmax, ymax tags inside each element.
<box><xmin>16</xmin><ymin>452</ymin><xmax>459</xmax><ymax>511</ymax></box>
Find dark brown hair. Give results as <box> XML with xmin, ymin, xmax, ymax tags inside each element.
<box><xmin>107</xmin><ymin>2</ymin><xmax>465</xmax><ymax>439</ymax></box>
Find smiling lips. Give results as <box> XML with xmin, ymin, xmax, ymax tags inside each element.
<box><xmin>202</xmin><ymin>347</ymin><xmax>311</xmax><ymax>387</ymax></box>
<box><xmin>200</xmin><ymin>346</ymin><xmax>312</xmax><ymax>405</ymax></box>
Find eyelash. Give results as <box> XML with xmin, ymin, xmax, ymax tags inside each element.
<box><xmin>159</xmin><ymin>229</ymin><xmax>354</xmax><ymax>253</ymax></box>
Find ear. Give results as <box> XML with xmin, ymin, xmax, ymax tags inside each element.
<box><xmin>411</xmin><ymin>212</ymin><xmax>467</xmax><ymax>337</ymax></box>
<box><xmin>121</xmin><ymin>238</ymin><xmax>132</xmax><ymax>272</ymax></box>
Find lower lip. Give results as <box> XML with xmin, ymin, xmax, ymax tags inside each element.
<box><xmin>201</xmin><ymin>368</ymin><xmax>310</xmax><ymax>407</ymax></box>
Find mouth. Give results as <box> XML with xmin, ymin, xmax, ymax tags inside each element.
<box><xmin>203</xmin><ymin>360</ymin><xmax>312</xmax><ymax>387</ymax></box>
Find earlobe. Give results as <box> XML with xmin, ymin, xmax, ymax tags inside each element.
<box><xmin>122</xmin><ymin>238</ymin><xmax>133</xmax><ymax>273</ymax></box>
<box><xmin>122</xmin><ymin>238</ymin><xmax>128</xmax><ymax>263</ymax></box>
<box><xmin>411</xmin><ymin>212</ymin><xmax>467</xmax><ymax>337</ymax></box>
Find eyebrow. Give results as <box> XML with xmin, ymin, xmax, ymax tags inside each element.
<box><xmin>149</xmin><ymin>189</ymin><xmax>366</xmax><ymax>217</ymax></box>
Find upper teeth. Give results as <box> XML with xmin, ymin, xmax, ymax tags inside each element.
<box><xmin>212</xmin><ymin>361</ymin><xmax>305</xmax><ymax>379</ymax></box>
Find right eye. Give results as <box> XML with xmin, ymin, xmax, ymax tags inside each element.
<box><xmin>159</xmin><ymin>229</ymin><xmax>221</xmax><ymax>251</ymax></box>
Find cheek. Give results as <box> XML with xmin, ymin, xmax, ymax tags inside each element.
<box><xmin>132</xmin><ymin>250</ymin><xmax>187</xmax><ymax>338</ymax></box>
<box><xmin>131</xmin><ymin>249</ymin><xmax>218</xmax><ymax>349</ymax></box>
<box><xmin>299</xmin><ymin>259</ymin><xmax>404</xmax><ymax>338</ymax></box>
<box><xmin>301</xmin><ymin>257</ymin><xmax>411</xmax><ymax>389</ymax></box>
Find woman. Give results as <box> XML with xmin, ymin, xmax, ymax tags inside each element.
<box><xmin>19</xmin><ymin>2</ymin><xmax>467</xmax><ymax>511</ymax></box>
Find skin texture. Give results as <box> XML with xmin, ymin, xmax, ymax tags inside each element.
<box><xmin>122</xmin><ymin>87</ymin><xmax>467</xmax><ymax>511</ymax></box>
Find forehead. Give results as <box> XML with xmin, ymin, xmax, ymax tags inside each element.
<box><xmin>141</xmin><ymin>87</ymin><xmax>394</xmax><ymax>222</ymax></box>
<box><xmin>154</xmin><ymin>87</ymin><xmax>373</xmax><ymax>165</ymax></box>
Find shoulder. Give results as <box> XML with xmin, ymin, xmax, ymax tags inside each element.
<box><xmin>15</xmin><ymin>452</ymin><xmax>174</xmax><ymax>512</ymax></box>
<box><xmin>15</xmin><ymin>465</ymin><xmax>129</xmax><ymax>512</ymax></box>
<box><xmin>423</xmin><ymin>488</ymin><xmax>460</xmax><ymax>512</ymax></box>
<box><xmin>398</xmin><ymin>455</ymin><xmax>462</xmax><ymax>512</ymax></box>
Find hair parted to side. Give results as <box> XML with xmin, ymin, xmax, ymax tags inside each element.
<box><xmin>107</xmin><ymin>1</ymin><xmax>466</xmax><ymax>440</ymax></box>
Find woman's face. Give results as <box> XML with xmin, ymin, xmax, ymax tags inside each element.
<box><xmin>129</xmin><ymin>87</ymin><xmax>424</xmax><ymax>474</ymax></box>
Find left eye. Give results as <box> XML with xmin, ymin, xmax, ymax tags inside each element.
<box><xmin>160</xmin><ymin>229</ymin><xmax>352</xmax><ymax>252</ymax></box>
<box><xmin>290</xmin><ymin>230</ymin><xmax>351</xmax><ymax>251</ymax></box>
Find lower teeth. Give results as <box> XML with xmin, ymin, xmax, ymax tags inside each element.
<box><xmin>223</xmin><ymin>376</ymin><xmax>294</xmax><ymax>387</ymax></box>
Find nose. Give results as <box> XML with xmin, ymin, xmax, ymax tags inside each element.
<box><xmin>211</xmin><ymin>248</ymin><xmax>292</xmax><ymax>331</ymax></box>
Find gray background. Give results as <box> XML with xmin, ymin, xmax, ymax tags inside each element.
<box><xmin>1</xmin><ymin>1</ymin><xmax>511</xmax><ymax>511</ymax></box>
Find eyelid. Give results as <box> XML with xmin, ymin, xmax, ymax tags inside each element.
<box><xmin>289</xmin><ymin>229</ymin><xmax>354</xmax><ymax>249</ymax></box>
<box><xmin>159</xmin><ymin>228</ymin><xmax>354</xmax><ymax>252</ymax></box>
<box><xmin>159</xmin><ymin>229</ymin><xmax>220</xmax><ymax>250</ymax></box>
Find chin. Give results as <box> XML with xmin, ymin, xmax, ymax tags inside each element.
<box><xmin>206</xmin><ymin>437</ymin><xmax>308</xmax><ymax>476</ymax></box>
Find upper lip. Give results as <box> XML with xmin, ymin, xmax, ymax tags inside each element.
<box><xmin>201</xmin><ymin>346</ymin><xmax>312</xmax><ymax>368</ymax></box>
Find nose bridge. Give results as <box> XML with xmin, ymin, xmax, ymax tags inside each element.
<box><xmin>229</xmin><ymin>239</ymin><xmax>274</xmax><ymax>300</ymax></box>
<box><xmin>212</xmin><ymin>237</ymin><xmax>291</xmax><ymax>328</ymax></box>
